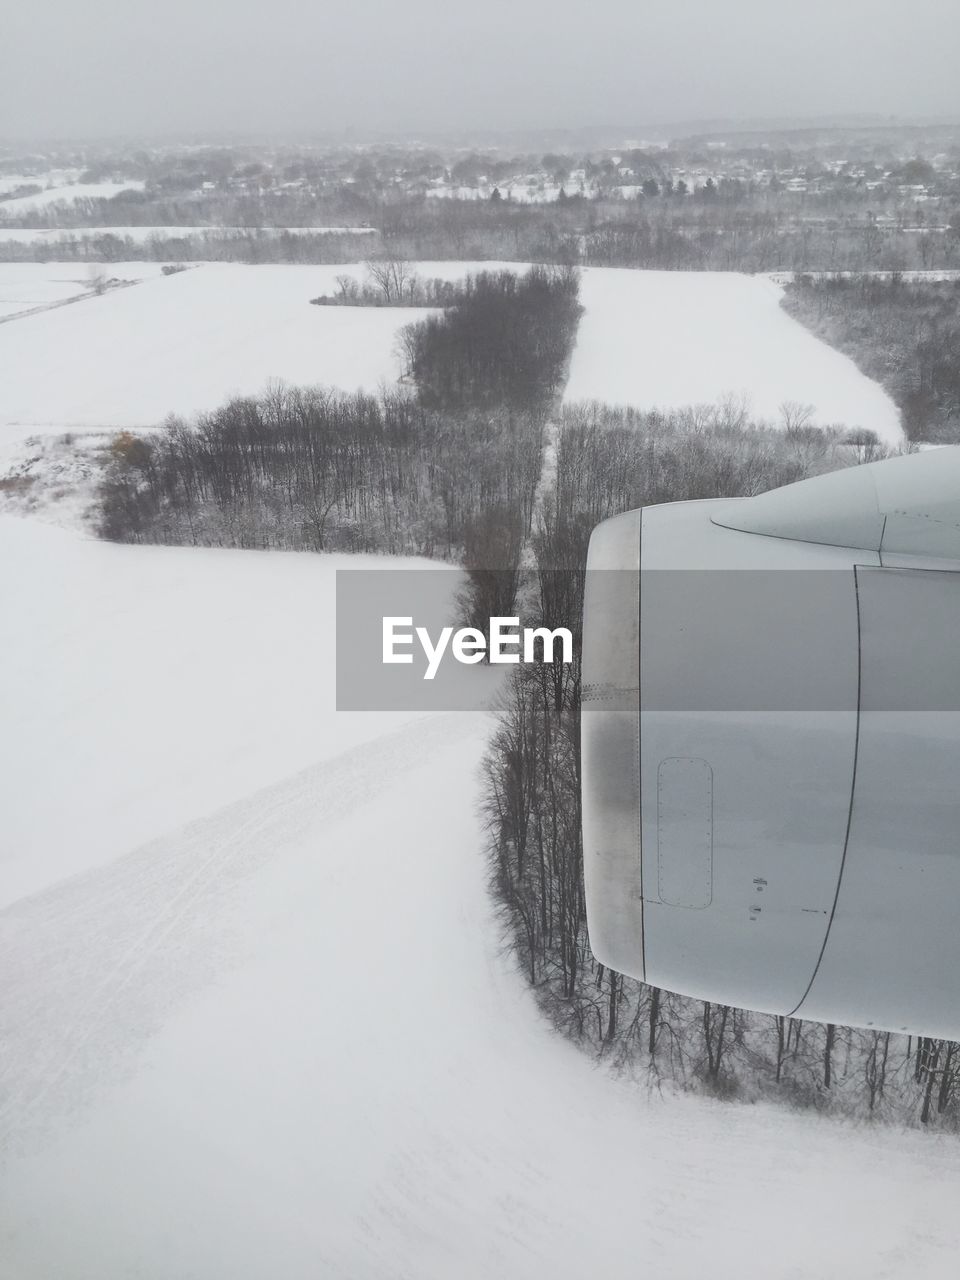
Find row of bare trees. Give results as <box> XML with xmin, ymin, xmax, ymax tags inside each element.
<box><xmin>99</xmin><ymin>387</ymin><xmax>543</xmax><ymax>557</ymax></box>
<box><xmin>311</xmin><ymin>263</ymin><xmax>463</xmax><ymax>307</ymax></box>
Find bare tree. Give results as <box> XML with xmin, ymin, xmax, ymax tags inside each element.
<box><xmin>366</xmin><ymin>258</ymin><xmax>417</xmax><ymax>303</ymax></box>
<box><xmin>779</xmin><ymin>400</ymin><xmax>816</xmax><ymax>433</ymax></box>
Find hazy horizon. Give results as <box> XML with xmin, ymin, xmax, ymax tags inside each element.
<box><xmin>3</xmin><ymin>0</ymin><xmax>959</xmax><ymax>143</ymax></box>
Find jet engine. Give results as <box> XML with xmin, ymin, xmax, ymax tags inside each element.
<box><xmin>582</xmin><ymin>446</ymin><xmax>960</xmax><ymax>1037</ymax></box>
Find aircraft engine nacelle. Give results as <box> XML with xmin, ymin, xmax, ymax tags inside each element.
<box><xmin>582</xmin><ymin>446</ymin><xmax>960</xmax><ymax>1038</ymax></box>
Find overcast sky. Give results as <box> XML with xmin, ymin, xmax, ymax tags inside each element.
<box><xmin>3</xmin><ymin>0</ymin><xmax>958</xmax><ymax>141</ymax></box>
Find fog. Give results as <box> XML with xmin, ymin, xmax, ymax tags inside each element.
<box><xmin>2</xmin><ymin>0</ymin><xmax>958</xmax><ymax>140</ymax></box>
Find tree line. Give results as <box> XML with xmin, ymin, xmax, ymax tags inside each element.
<box><xmin>99</xmin><ymin>388</ymin><xmax>542</xmax><ymax>558</ymax></box>
<box><xmin>310</xmin><ymin>261</ymin><xmax>463</xmax><ymax>307</ymax></box>
<box><xmin>401</xmin><ymin>266</ymin><xmax>582</xmax><ymax>412</ymax></box>
<box><xmin>5</xmin><ymin>182</ymin><xmax>958</xmax><ymax>274</ymax></box>
<box><xmin>782</xmin><ymin>274</ymin><xmax>960</xmax><ymax>442</ymax></box>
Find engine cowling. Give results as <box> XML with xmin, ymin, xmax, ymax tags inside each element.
<box><xmin>582</xmin><ymin>447</ymin><xmax>960</xmax><ymax>1037</ymax></box>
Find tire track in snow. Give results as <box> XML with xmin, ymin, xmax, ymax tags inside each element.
<box><xmin>0</xmin><ymin>278</ymin><xmax>138</xmax><ymax>327</ymax></box>
<box><xmin>0</xmin><ymin>710</ymin><xmax>483</xmax><ymax>1156</ymax></box>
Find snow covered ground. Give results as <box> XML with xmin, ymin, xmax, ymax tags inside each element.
<box><xmin>0</xmin><ymin>261</ymin><xmax>522</xmax><ymax>434</ymax></box>
<box><xmin>0</xmin><ymin>263</ymin><xmax>436</xmax><ymax>431</ymax></box>
<box><xmin>0</xmin><ymin>431</ymin><xmax>116</xmax><ymax>532</ymax></box>
<box><xmin>565</xmin><ymin>268</ymin><xmax>904</xmax><ymax>444</ymax></box>
<box><xmin>0</xmin><ymin>170</ymin><xmax>83</xmax><ymax>196</ymax></box>
<box><xmin>0</xmin><ymin>263</ymin><xmax>903</xmax><ymax>444</ymax></box>
<box><xmin>0</xmin><ymin>519</ymin><xmax>435</xmax><ymax>905</ymax></box>
<box><xmin>0</xmin><ymin>262</ymin><xmax>172</xmax><ymax>320</ymax></box>
<box><xmin>2</xmin><ymin>514</ymin><xmax>960</xmax><ymax>1278</ymax></box>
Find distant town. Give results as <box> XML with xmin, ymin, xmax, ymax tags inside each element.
<box><xmin>1</xmin><ymin>121</ymin><xmax>958</xmax><ymax>274</ymax></box>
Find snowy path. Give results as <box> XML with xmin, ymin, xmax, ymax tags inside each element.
<box><xmin>3</xmin><ymin>520</ymin><xmax>960</xmax><ymax>1277</ymax></box>
<box><xmin>0</xmin><ymin>281</ymin><xmax>144</xmax><ymax>327</ymax></box>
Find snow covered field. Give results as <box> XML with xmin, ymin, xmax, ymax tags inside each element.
<box><xmin>0</xmin><ymin>170</ymin><xmax>83</xmax><ymax>196</ymax></box>
<box><xmin>0</xmin><ymin>263</ymin><xmax>436</xmax><ymax>430</ymax></box>
<box><xmin>2</xmin><ymin>514</ymin><xmax>960</xmax><ymax>1279</ymax></box>
<box><xmin>0</xmin><ymin>262</ymin><xmax>171</xmax><ymax>320</ymax></box>
<box><xmin>0</xmin><ymin>519</ymin><xmax>438</xmax><ymax>904</ymax></box>
<box><xmin>0</xmin><ymin>179</ymin><xmax>145</xmax><ymax>213</ymax></box>
<box><xmin>0</xmin><ymin>263</ymin><xmax>903</xmax><ymax>445</ymax></box>
<box><xmin>0</xmin><ymin>261</ymin><xmax>523</xmax><ymax>433</ymax></box>
<box><xmin>565</xmin><ymin>268</ymin><xmax>904</xmax><ymax>444</ymax></box>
